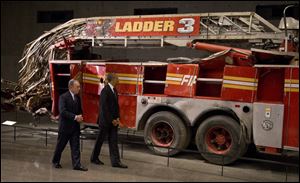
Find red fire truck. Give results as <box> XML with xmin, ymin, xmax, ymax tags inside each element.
<box><xmin>19</xmin><ymin>11</ymin><xmax>299</xmax><ymax>165</ymax></box>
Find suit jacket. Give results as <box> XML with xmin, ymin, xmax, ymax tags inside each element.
<box><xmin>58</xmin><ymin>91</ymin><xmax>82</xmax><ymax>134</ymax></box>
<box><xmin>98</xmin><ymin>84</ymin><xmax>120</xmax><ymax>128</ymax></box>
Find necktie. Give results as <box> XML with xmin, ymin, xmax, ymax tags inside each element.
<box><xmin>113</xmin><ymin>88</ymin><xmax>118</xmax><ymax>98</ymax></box>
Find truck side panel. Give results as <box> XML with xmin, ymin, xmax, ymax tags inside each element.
<box><xmin>283</xmin><ymin>67</ymin><xmax>299</xmax><ymax>149</ymax></box>
<box><xmin>165</xmin><ymin>64</ymin><xmax>198</xmax><ymax>97</ymax></box>
<box><xmin>119</xmin><ymin>95</ymin><xmax>137</xmax><ymax>128</ymax></box>
<box><xmin>106</xmin><ymin>64</ymin><xmax>142</xmax><ymax>127</ymax></box>
<box><xmin>106</xmin><ymin>64</ymin><xmax>143</xmax><ymax>95</ymax></box>
<box><xmin>221</xmin><ymin>66</ymin><xmax>258</xmax><ymax>102</ymax></box>
<box><xmin>82</xmin><ymin>64</ymin><xmax>105</xmax><ymax>124</ymax></box>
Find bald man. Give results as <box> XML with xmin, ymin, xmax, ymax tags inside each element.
<box><xmin>52</xmin><ymin>79</ymin><xmax>88</xmax><ymax>171</ymax></box>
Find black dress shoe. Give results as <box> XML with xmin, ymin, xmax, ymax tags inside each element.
<box><xmin>73</xmin><ymin>166</ymin><xmax>88</xmax><ymax>171</ymax></box>
<box><xmin>112</xmin><ymin>162</ymin><xmax>128</xmax><ymax>168</ymax></box>
<box><xmin>53</xmin><ymin>163</ymin><xmax>62</xmax><ymax>168</ymax></box>
<box><xmin>91</xmin><ymin>159</ymin><xmax>104</xmax><ymax>165</ymax></box>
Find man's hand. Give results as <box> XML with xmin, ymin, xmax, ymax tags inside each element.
<box><xmin>75</xmin><ymin>115</ymin><xmax>83</xmax><ymax>122</ymax></box>
<box><xmin>116</xmin><ymin>118</ymin><xmax>122</xmax><ymax>127</ymax></box>
<box><xmin>112</xmin><ymin>119</ymin><xmax>119</xmax><ymax>126</ymax></box>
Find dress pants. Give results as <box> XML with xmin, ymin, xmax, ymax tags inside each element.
<box><xmin>52</xmin><ymin>130</ymin><xmax>81</xmax><ymax>168</ymax></box>
<box><xmin>91</xmin><ymin>125</ymin><xmax>120</xmax><ymax>165</ymax></box>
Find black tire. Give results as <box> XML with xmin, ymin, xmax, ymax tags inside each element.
<box><xmin>195</xmin><ymin>115</ymin><xmax>246</xmax><ymax>165</ymax></box>
<box><xmin>144</xmin><ymin>111</ymin><xmax>191</xmax><ymax>156</ymax></box>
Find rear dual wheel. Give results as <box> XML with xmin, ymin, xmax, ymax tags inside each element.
<box><xmin>144</xmin><ymin>111</ymin><xmax>191</xmax><ymax>156</ymax></box>
<box><xmin>195</xmin><ymin>115</ymin><xmax>247</xmax><ymax>165</ymax></box>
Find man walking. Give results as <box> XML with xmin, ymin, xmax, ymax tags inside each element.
<box><xmin>90</xmin><ymin>73</ymin><xmax>128</xmax><ymax>168</ymax></box>
<box><xmin>52</xmin><ymin>79</ymin><xmax>88</xmax><ymax>171</ymax></box>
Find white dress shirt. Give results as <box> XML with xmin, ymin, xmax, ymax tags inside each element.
<box><xmin>69</xmin><ymin>90</ymin><xmax>77</xmax><ymax>120</ymax></box>
<box><xmin>108</xmin><ymin>83</ymin><xmax>115</xmax><ymax>93</ymax></box>
<box><xmin>69</xmin><ymin>90</ymin><xmax>75</xmax><ymax>101</ymax></box>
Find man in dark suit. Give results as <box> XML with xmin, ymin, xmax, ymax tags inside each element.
<box><xmin>90</xmin><ymin>73</ymin><xmax>128</xmax><ymax>168</ymax></box>
<box><xmin>52</xmin><ymin>79</ymin><xmax>88</xmax><ymax>171</ymax></box>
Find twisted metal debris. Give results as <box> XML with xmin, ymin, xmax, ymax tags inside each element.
<box><xmin>2</xmin><ymin>18</ymin><xmax>91</xmax><ymax>114</ymax></box>
<box><xmin>1</xmin><ymin>16</ymin><xmax>118</xmax><ymax>115</ymax></box>
<box><xmin>19</xmin><ymin>19</ymin><xmax>86</xmax><ymax>91</ymax></box>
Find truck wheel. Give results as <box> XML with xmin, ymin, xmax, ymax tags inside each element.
<box><xmin>195</xmin><ymin>115</ymin><xmax>246</xmax><ymax>165</ymax></box>
<box><xmin>144</xmin><ymin>111</ymin><xmax>190</xmax><ymax>156</ymax></box>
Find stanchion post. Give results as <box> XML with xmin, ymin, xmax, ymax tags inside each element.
<box><xmin>13</xmin><ymin>126</ymin><xmax>16</xmax><ymax>141</ymax></box>
<box><xmin>121</xmin><ymin>141</ymin><xmax>124</xmax><ymax>159</ymax></box>
<box><xmin>221</xmin><ymin>155</ymin><xmax>224</xmax><ymax>176</ymax></box>
<box><xmin>81</xmin><ymin>137</ymin><xmax>83</xmax><ymax>152</ymax></box>
<box><xmin>167</xmin><ymin>146</ymin><xmax>170</xmax><ymax>167</ymax></box>
<box><xmin>45</xmin><ymin>130</ymin><xmax>48</xmax><ymax>146</ymax></box>
<box><xmin>14</xmin><ymin>110</ymin><xmax>17</xmax><ymax>141</ymax></box>
<box><xmin>285</xmin><ymin>166</ymin><xmax>288</xmax><ymax>182</ymax></box>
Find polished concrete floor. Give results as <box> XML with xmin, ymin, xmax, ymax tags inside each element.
<box><xmin>1</xmin><ymin>111</ymin><xmax>299</xmax><ymax>182</ymax></box>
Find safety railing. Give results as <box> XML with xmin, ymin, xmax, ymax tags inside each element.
<box><xmin>119</xmin><ymin>139</ymin><xmax>299</xmax><ymax>181</ymax></box>
<box><xmin>1</xmin><ymin>118</ymin><xmax>299</xmax><ymax>182</ymax></box>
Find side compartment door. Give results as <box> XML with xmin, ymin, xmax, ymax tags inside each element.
<box><xmin>283</xmin><ymin>67</ymin><xmax>299</xmax><ymax>149</ymax></box>
<box><xmin>81</xmin><ymin>64</ymin><xmax>106</xmax><ymax>124</ymax></box>
<box><xmin>164</xmin><ymin>63</ymin><xmax>198</xmax><ymax>97</ymax></box>
<box><xmin>221</xmin><ymin>66</ymin><xmax>258</xmax><ymax>102</ymax></box>
<box><xmin>253</xmin><ymin>102</ymin><xmax>284</xmax><ymax>148</ymax></box>
<box><xmin>106</xmin><ymin>64</ymin><xmax>143</xmax><ymax>128</ymax></box>
<box><xmin>106</xmin><ymin>64</ymin><xmax>143</xmax><ymax>95</ymax></box>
